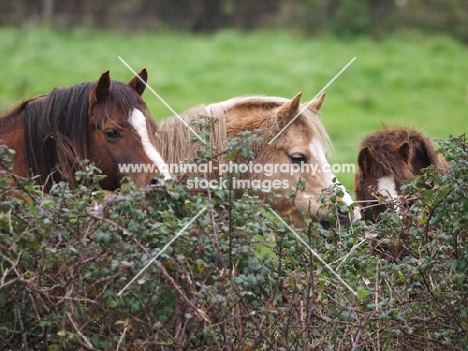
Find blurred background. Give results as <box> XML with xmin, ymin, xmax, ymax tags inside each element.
<box><xmin>1</xmin><ymin>0</ymin><xmax>468</xmax><ymax>40</ymax></box>
<box><xmin>1</xmin><ymin>0</ymin><xmax>467</xmax><ymax>189</ymax></box>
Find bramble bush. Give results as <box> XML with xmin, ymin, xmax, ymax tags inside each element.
<box><xmin>0</xmin><ymin>134</ymin><xmax>467</xmax><ymax>350</ymax></box>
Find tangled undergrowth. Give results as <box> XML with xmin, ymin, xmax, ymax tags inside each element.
<box><xmin>0</xmin><ymin>134</ymin><xmax>467</xmax><ymax>350</ymax></box>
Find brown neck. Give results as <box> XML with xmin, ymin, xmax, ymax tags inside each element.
<box><xmin>0</xmin><ymin>117</ymin><xmax>29</xmax><ymax>178</ymax></box>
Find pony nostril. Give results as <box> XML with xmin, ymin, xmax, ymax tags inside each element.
<box><xmin>148</xmin><ymin>177</ymin><xmax>160</xmax><ymax>186</ymax></box>
<box><xmin>320</xmin><ymin>220</ymin><xmax>332</xmax><ymax>230</ymax></box>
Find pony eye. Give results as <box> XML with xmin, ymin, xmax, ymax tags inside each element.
<box><xmin>104</xmin><ymin>129</ymin><xmax>121</xmax><ymax>140</ymax></box>
<box><xmin>290</xmin><ymin>153</ymin><xmax>307</xmax><ymax>165</ymax></box>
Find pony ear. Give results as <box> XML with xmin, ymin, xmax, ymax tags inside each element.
<box><xmin>90</xmin><ymin>70</ymin><xmax>111</xmax><ymax>104</ymax></box>
<box><xmin>357</xmin><ymin>146</ymin><xmax>375</xmax><ymax>174</ymax></box>
<box><xmin>379</xmin><ymin>118</ymin><xmax>388</xmax><ymax>130</ymax></box>
<box><xmin>128</xmin><ymin>68</ymin><xmax>148</xmax><ymax>96</ymax></box>
<box><xmin>307</xmin><ymin>92</ymin><xmax>326</xmax><ymax>113</ymax></box>
<box><xmin>277</xmin><ymin>92</ymin><xmax>302</xmax><ymax>125</ymax></box>
<box><xmin>396</xmin><ymin>141</ymin><xmax>410</xmax><ymax>163</ymax></box>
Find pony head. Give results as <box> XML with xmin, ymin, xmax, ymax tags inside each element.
<box><xmin>0</xmin><ymin>69</ymin><xmax>171</xmax><ymax>191</ymax></box>
<box><xmin>224</xmin><ymin>92</ymin><xmax>361</xmax><ymax>227</ymax></box>
<box><xmin>355</xmin><ymin>128</ymin><xmax>443</xmax><ymax>221</ymax></box>
<box><xmin>86</xmin><ymin>69</ymin><xmax>171</xmax><ymax>190</ymax></box>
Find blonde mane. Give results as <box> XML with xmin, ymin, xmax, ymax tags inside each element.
<box><xmin>154</xmin><ymin>103</ymin><xmax>227</xmax><ymax>165</ymax></box>
<box><xmin>154</xmin><ymin>95</ymin><xmax>332</xmax><ymax>166</ymax></box>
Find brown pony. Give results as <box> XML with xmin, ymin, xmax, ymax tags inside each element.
<box><xmin>354</xmin><ymin>127</ymin><xmax>448</xmax><ymax>222</ymax></box>
<box><xmin>154</xmin><ymin>92</ymin><xmax>361</xmax><ymax>227</ymax></box>
<box><xmin>0</xmin><ymin>69</ymin><xmax>171</xmax><ymax>192</ymax></box>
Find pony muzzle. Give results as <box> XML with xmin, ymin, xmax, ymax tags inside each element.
<box><xmin>319</xmin><ymin>205</ymin><xmax>361</xmax><ymax>229</ymax></box>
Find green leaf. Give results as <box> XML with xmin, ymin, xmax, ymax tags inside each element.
<box><xmin>339</xmin><ymin>310</ymin><xmax>351</xmax><ymax>321</ymax></box>
<box><xmin>356</xmin><ymin>287</ymin><xmax>369</xmax><ymax>300</ymax></box>
<box><xmin>106</xmin><ymin>298</ymin><xmax>118</xmax><ymax>309</ymax></box>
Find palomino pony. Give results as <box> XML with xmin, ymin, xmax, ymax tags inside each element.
<box><xmin>354</xmin><ymin>127</ymin><xmax>448</xmax><ymax>222</ymax></box>
<box><xmin>154</xmin><ymin>92</ymin><xmax>361</xmax><ymax>227</ymax></box>
<box><xmin>0</xmin><ymin>69</ymin><xmax>171</xmax><ymax>191</ymax></box>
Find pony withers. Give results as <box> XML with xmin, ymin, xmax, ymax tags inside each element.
<box><xmin>355</xmin><ymin>127</ymin><xmax>449</xmax><ymax>222</ymax></box>
<box><xmin>0</xmin><ymin>69</ymin><xmax>171</xmax><ymax>192</ymax></box>
<box><xmin>154</xmin><ymin>92</ymin><xmax>361</xmax><ymax>228</ymax></box>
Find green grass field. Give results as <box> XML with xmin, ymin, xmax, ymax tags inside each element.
<box><xmin>1</xmin><ymin>27</ymin><xmax>467</xmax><ymax>190</ymax></box>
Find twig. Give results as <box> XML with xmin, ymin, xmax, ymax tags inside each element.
<box><xmin>156</xmin><ymin>261</ymin><xmax>209</xmax><ymax>322</ymax></box>
<box><xmin>16</xmin><ymin>304</ymin><xmax>29</xmax><ymax>351</ymax></box>
<box><xmin>66</xmin><ymin>312</ymin><xmax>98</xmax><ymax>350</ymax></box>
<box><xmin>116</xmin><ymin>324</ymin><xmax>128</xmax><ymax>351</ymax></box>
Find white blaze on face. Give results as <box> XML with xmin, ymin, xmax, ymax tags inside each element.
<box><xmin>377</xmin><ymin>175</ymin><xmax>402</xmax><ymax>215</ymax></box>
<box><xmin>309</xmin><ymin>138</ymin><xmax>361</xmax><ymax>222</ymax></box>
<box><xmin>377</xmin><ymin>175</ymin><xmax>399</xmax><ymax>200</ymax></box>
<box><xmin>129</xmin><ymin>109</ymin><xmax>172</xmax><ymax>180</ymax></box>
